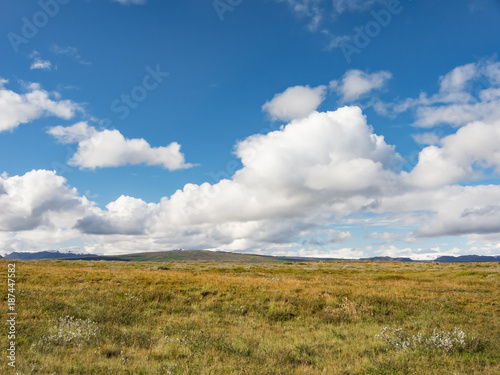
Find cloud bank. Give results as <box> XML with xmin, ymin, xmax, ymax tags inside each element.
<box><xmin>2</xmin><ymin>60</ymin><xmax>500</xmax><ymax>259</ymax></box>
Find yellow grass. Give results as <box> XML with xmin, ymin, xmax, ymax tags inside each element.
<box><xmin>1</xmin><ymin>259</ymin><xmax>499</xmax><ymax>374</ymax></box>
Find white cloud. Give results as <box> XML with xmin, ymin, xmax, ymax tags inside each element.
<box><xmin>50</xmin><ymin>44</ymin><xmax>90</xmax><ymax>65</ymax></box>
<box><xmin>2</xmin><ymin>103</ymin><xmax>500</xmax><ymax>257</ymax></box>
<box><xmin>375</xmin><ymin>245</ymin><xmax>457</xmax><ymax>261</ymax></box>
<box><xmin>325</xmin><ymin>33</ymin><xmax>351</xmax><ymax>49</ymax></box>
<box><xmin>330</xmin><ymin>70</ymin><xmax>392</xmax><ymax>102</ymax></box>
<box><xmin>48</xmin><ymin>122</ymin><xmax>194</xmax><ymax>170</ymax></box>
<box><xmin>112</xmin><ymin>0</ymin><xmax>146</xmax><ymax>5</ymax></box>
<box><xmin>0</xmin><ymin>170</ymin><xmax>98</xmax><ymax>255</ymax></box>
<box><xmin>277</xmin><ymin>0</ymin><xmax>324</xmax><ymax>31</ymax></box>
<box><xmin>364</xmin><ymin>231</ymin><xmax>410</xmax><ymax>244</ymax></box>
<box><xmin>48</xmin><ymin>121</ymin><xmax>96</xmax><ymax>144</ymax></box>
<box><xmin>413</xmin><ymin>100</ymin><xmax>500</xmax><ymax>128</ymax></box>
<box><xmin>72</xmin><ymin>106</ymin><xmax>400</xmax><ymax>254</ymax></box>
<box><xmin>276</xmin><ymin>0</ymin><xmax>393</xmax><ymax>52</ymax></box>
<box><xmin>0</xmin><ymin>170</ymin><xmax>93</xmax><ymax>232</ymax></box>
<box><xmin>412</xmin><ymin>132</ymin><xmax>441</xmax><ymax>146</ymax></box>
<box><xmin>333</xmin><ymin>0</ymin><xmax>383</xmax><ymax>13</ymax></box>
<box><xmin>379</xmin><ymin>184</ymin><xmax>500</xmax><ymax>238</ymax></box>
<box><xmin>375</xmin><ymin>60</ymin><xmax>500</xmax><ymax>128</ymax></box>
<box><xmin>485</xmin><ymin>61</ymin><xmax>500</xmax><ymax>84</ymax></box>
<box><xmin>262</xmin><ymin>85</ymin><xmax>327</xmax><ymax>121</ymax></box>
<box><xmin>75</xmin><ymin>195</ymin><xmax>156</xmax><ymax>235</ymax></box>
<box><xmin>30</xmin><ymin>59</ymin><xmax>52</xmax><ymax>70</ymax></box>
<box><xmin>303</xmin><ymin>228</ymin><xmax>352</xmax><ymax>246</ymax></box>
<box><xmin>29</xmin><ymin>50</ymin><xmax>53</xmax><ymax>70</ymax></box>
<box><xmin>0</xmin><ymin>81</ymin><xmax>79</xmax><ymax>132</ymax></box>
<box><xmin>438</xmin><ymin>63</ymin><xmax>478</xmax><ymax>97</ymax></box>
<box><xmin>405</xmin><ymin>119</ymin><xmax>500</xmax><ymax>187</ymax></box>
<box><xmin>278</xmin><ymin>0</ymin><xmax>383</xmax><ymax>31</ymax></box>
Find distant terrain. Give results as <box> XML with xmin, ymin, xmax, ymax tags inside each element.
<box><xmin>3</xmin><ymin>251</ymin><xmax>99</xmax><ymax>260</ymax></box>
<box><xmin>2</xmin><ymin>249</ymin><xmax>500</xmax><ymax>263</ymax></box>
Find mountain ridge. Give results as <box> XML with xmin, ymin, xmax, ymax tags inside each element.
<box><xmin>2</xmin><ymin>250</ymin><xmax>500</xmax><ymax>263</ymax></box>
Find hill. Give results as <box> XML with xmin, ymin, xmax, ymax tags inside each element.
<box><xmin>2</xmin><ymin>250</ymin><xmax>500</xmax><ymax>263</ymax></box>
<box><xmin>4</xmin><ymin>250</ymin><xmax>98</xmax><ymax>260</ymax></box>
<box><xmin>69</xmin><ymin>250</ymin><xmax>321</xmax><ymax>263</ymax></box>
<box><xmin>434</xmin><ymin>255</ymin><xmax>500</xmax><ymax>263</ymax></box>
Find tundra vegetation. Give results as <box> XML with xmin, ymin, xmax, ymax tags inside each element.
<box><xmin>0</xmin><ymin>259</ymin><xmax>499</xmax><ymax>374</ymax></box>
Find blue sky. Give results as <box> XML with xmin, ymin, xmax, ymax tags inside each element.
<box><xmin>1</xmin><ymin>0</ymin><xmax>500</xmax><ymax>258</ymax></box>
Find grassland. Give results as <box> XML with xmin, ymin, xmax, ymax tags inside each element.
<box><xmin>1</xmin><ymin>259</ymin><xmax>499</xmax><ymax>374</ymax></box>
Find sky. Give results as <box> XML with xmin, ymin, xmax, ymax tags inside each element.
<box><xmin>1</xmin><ymin>0</ymin><xmax>500</xmax><ymax>259</ymax></box>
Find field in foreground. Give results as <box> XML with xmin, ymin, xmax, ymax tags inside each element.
<box><xmin>1</xmin><ymin>260</ymin><xmax>499</xmax><ymax>374</ymax></box>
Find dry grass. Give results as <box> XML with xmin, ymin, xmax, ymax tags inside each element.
<box><xmin>1</xmin><ymin>259</ymin><xmax>499</xmax><ymax>374</ymax></box>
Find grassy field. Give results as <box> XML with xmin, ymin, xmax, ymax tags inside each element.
<box><xmin>1</xmin><ymin>259</ymin><xmax>499</xmax><ymax>374</ymax></box>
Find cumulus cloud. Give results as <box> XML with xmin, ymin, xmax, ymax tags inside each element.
<box><xmin>413</xmin><ymin>100</ymin><xmax>500</xmax><ymax>128</ymax></box>
<box><xmin>378</xmin><ymin>184</ymin><xmax>500</xmax><ymax>238</ymax></box>
<box><xmin>330</xmin><ymin>70</ymin><xmax>392</xmax><ymax>102</ymax></box>
<box><xmin>48</xmin><ymin>122</ymin><xmax>194</xmax><ymax>170</ymax></box>
<box><xmin>0</xmin><ymin>170</ymin><xmax>93</xmax><ymax>232</ymax></box>
<box><xmin>73</xmin><ymin>106</ymin><xmax>400</xmax><ymax>254</ymax></box>
<box><xmin>0</xmin><ymin>81</ymin><xmax>79</xmax><ymax>132</ymax></box>
<box><xmin>262</xmin><ymin>85</ymin><xmax>327</xmax><ymax>121</ymax></box>
<box><xmin>2</xmin><ymin>104</ymin><xmax>500</xmax><ymax>256</ymax></box>
<box><xmin>405</xmin><ymin>119</ymin><xmax>500</xmax><ymax>187</ymax></box>
<box><xmin>75</xmin><ymin>195</ymin><xmax>155</xmax><ymax>235</ymax></box>
<box><xmin>438</xmin><ymin>63</ymin><xmax>479</xmax><ymax>97</ymax></box>
<box><xmin>303</xmin><ymin>228</ymin><xmax>352</xmax><ymax>246</ymax></box>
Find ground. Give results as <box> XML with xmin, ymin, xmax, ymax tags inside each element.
<box><xmin>0</xmin><ymin>259</ymin><xmax>499</xmax><ymax>374</ymax></box>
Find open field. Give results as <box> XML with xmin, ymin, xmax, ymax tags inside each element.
<box><xmin>1</xmin><ymin>259</ymin><xmax>499</xmax><ymax>374</ymax></box>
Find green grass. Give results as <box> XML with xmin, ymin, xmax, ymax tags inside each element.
<box><xmin>1</xmin><ymin>260</ymin><xmax>499</xmax><ymax>374</ymax></box>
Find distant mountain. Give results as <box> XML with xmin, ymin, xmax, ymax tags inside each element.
<box><xmin>4</xmin><ymin>251</ymin><xmax>98</xmax><ymax>260</ymax></box>
<box><xmin>91</xmin><ymin>250</ymin><xmax>309</xmax><ymax>263</ymax></box>
<box><xmin>434</xmin><ymin>255</ymin><xmax>500</xmax><ymax>263</ymax></box>
<box><xmin>359</xmin><ymin>256</ymin><xmax>415</xmax><ymax>262</ymax></box>
<box><xmin>2</xmin><ymin>250</ymin><xmax>499</xmax><ymax>263</ymax></box>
